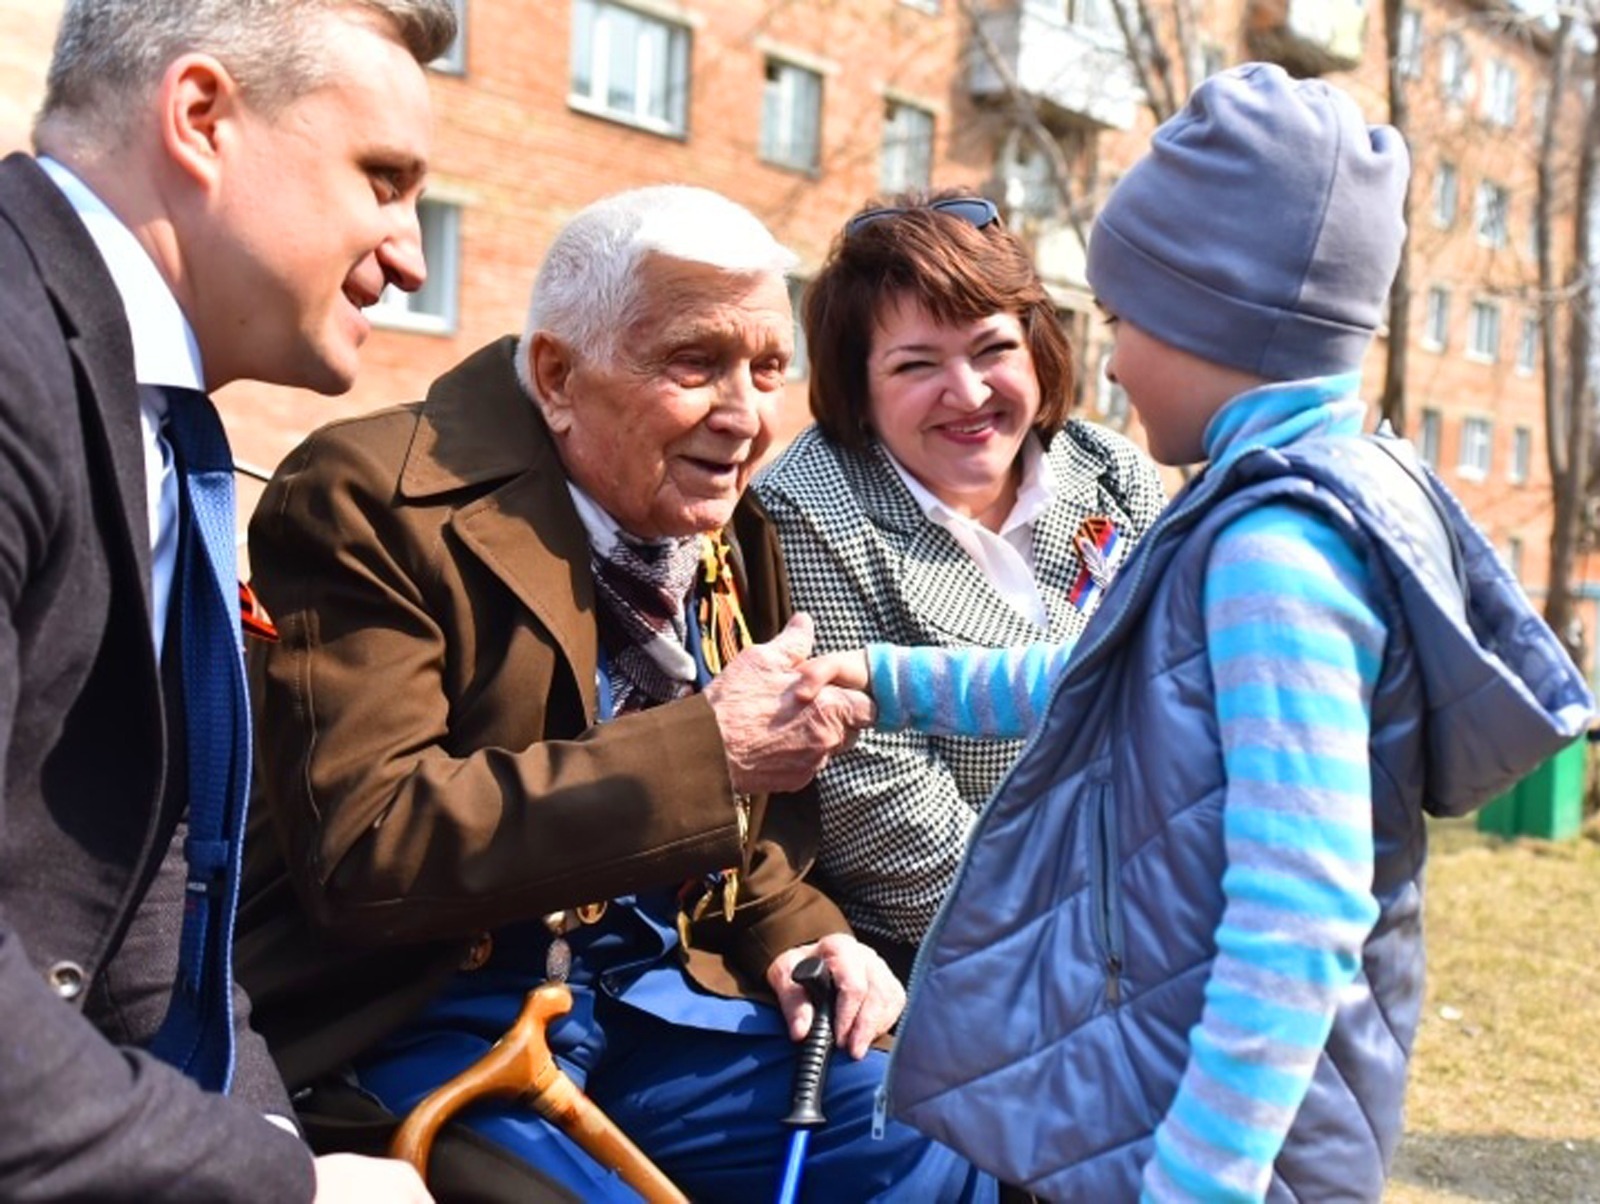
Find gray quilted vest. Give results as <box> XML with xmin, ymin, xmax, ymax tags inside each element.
<box><xmin>884</xmin><ymin>434</ymin><xmax>1592</xmax><ymax>1202</ymax></box>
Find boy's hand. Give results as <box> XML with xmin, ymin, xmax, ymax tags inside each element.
<box><xmin>793</xmin><ymin>649</ymin><xmax>872</xmax><ymax>705</ymax></box>
<box><xmin>704</xmin><ymin>615</ymin><xmax>874</xmax><ymax>793</ymax></box>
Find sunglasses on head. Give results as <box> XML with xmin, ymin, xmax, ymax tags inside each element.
<box><xmin>844</xmin><ymin>196</ymin><xmax>1001</xmax><ymax>237</ymax></box>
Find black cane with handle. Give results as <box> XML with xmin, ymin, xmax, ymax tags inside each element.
<box><xmin>775</xmin><ymin>956</ymin><xmax>836</xmax><ymax>1204</ymax></box>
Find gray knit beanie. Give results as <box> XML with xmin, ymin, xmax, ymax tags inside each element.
<box><xmin>1086</xmin><ymin>61</ymin><xmax>1410</xmax><ymax>380</ymax></box>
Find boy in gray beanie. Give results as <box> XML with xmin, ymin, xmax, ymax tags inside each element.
<box><xmin>800</xmin><ymin>62</ymin><xmax>1592</xmax><ymax>1201</ymax></box>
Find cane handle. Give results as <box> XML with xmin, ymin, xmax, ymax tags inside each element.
<box><xmin>389</xmin><ymin>983</ymin><xmax>688</xmax><ymax>1203</ymax></box>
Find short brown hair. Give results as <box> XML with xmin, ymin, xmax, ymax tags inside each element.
<box><xmin>804</xmin><ymin>189</ymin><xmax>1075</xmax><ymax>450</ymax></box>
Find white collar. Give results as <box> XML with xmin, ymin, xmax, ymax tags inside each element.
<box><xmin>883</xmin><ymin>431</ymin><xmax>1056</xmax><ymax>536</ymax></box>
<box><xmin>38</xmin><ymin>156</ymin><xmax>205</xmax><ymax>394</ymax></box>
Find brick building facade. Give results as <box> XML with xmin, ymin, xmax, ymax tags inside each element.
<box><xmin>3</xmin><ymin>0</ymin><xmax>1594</xmax><ymax>670</ymax></box>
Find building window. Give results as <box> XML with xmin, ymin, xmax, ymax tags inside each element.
<box><xmin>786</xmin><ymin>276</ymin><xmax>810</xmax><ymax>381</ymax></box>
<box><xmin>371</xmin><ymin>198</ymin><xmax>460</xmax><ymax>333</ymax></box>
<box><xmin>760</xmin><ymin>58</ymin><xmax>822</xmax><ymax>172</ymax></box>
<box><xmin>1398</xmin><ymin>8</ymin><xmax>1423</xmax><ymax>79</ymax></box>
<box><xmin>432</xmin><ymin>0</ymin><xmax>467</xmax><ymax>73</ymax></box>
<box><xmin>1468</xmin><ymin>299</ymin><xmax>1501</xmax><ymax>362</ymax></box>
<box><xmin>1511</xmin><ymin>426</ymin><xmax>1532</xmax><ymax>484</ymax></box>
<box><xmin>1459</xmin><ymin>416</ymin><xmax>1492</xmax><ymax>478</ymax></box>
<box><xmin>880</xmin><ymin>101</ymin><xmax>934</xmax><ymax>193</ymax></box>
<box><xmin>1423</xmin><ymin>286</ymin><xmax>1450</xmax><ymax>351</ymax></box>
<box><xmin>1068</xmin><ymin>0</ymin><xmax>1120</xmax><ymax>38</ymax></box>
<box><xmin>1440</xmin><ymin>33</ymin><xmax>1470</xmax><ymax>105</ymax></box>
<box><xmin>1507</xmin><ymin>536</ymin><xmax>1524</xmax><ymax>579</ymax></box>
<box><xmin>570</xmin><ymin>0</ymin><xmax>690</xmax><ymax>136</ymax></box>
<box><xmin>1432</xmin><ymin>162</ymin><xmax>1458</xmax><ymax>228</ymax></box>
<box><xmin>1517</xmin><ymin>312</ymin><xmax>1540</xmax><ymax>375</ymax></box>
<box><xmin>1483</xmin><ymin>58</ymin><xmax>1517</xmax><ymax>128</ymax></box>
<box><xmin>1419</xmin><ymin>408</ymin><xmax>1442</xmax><ymax>468</ymax></box>
<box><xmin>1475</xmin><ymin>181</ymin><xmax>1510</xmax><ymax>248</ymax></box>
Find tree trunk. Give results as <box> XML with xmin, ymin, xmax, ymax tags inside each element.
<box><xmin>1378</xmin><ymin>0</ymin><xmax>1412</xmax><ymax>434</ymax></box>
<box><xmin>1544</xmin><ymin>11</ymin><xmax>1599</xmax><ymax>667</ymax></box>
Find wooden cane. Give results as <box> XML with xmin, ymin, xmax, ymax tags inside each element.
<box><xmin>389</xmin><ymin>982</ymin><xmax>689</xmax><ymax>1203</ymax></box>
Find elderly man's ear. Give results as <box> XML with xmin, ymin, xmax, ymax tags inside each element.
<box><xmin>528</xmin><ymin>333</ymin><xmax>576</xmax><ymax>435</ymax></box>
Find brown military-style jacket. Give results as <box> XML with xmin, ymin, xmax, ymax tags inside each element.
<box><xmin>237</xmin><ymin>337</ymin><xmax>849</xmax><ymax>1100</ymax></box>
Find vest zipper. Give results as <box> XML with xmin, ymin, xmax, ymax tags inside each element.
<box><xmin>1090</xmin><ymin>781</ymin><xmax>1125</xmax><ymax>1007</ymax></box>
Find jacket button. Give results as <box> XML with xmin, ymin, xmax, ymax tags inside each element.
<box><xmin>47</xmin><ymin>961</ymin><xmax>85</xmax><ymax>1001</ymax></box>
<box><xmin>459</xmin><ymin>932</ymin><xmax>493</xmax><ymax>972</ymax></box>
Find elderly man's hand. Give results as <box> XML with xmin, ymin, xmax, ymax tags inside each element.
<box><xmin>704</xmin><ymin>613</ymin><xmax>875</xmax><ymax>794</ymax></box>
<box><xmin>766</xmin><ymin>933</ymin><xmax>904</xmax><ymax>1059</ymax></box>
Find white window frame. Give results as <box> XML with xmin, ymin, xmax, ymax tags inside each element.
<box><xmin>569</xmin><ymin>0</ymin><xmax>691</xmax><ymax>137</ymax></box>
<box><xmin>1398</xmin><ymin>8</ymin><xmax>1423</xmax><ymax>79</ymax></box>
<box><xmin>880</xmin><ymin>100</ymin><xmax>935</xmax><ymax>193</ymax></box>
<box><xmin>1432</xmin><ymin>161</ymin><xmax>1458</xmax><ymax>228</ymax></box>
<box><xmin>1510</xmin><ymin>426</ymin><xmax>1532</xmax><ymax>485</ymax></box>
<box><xmin>786</xmin><ymin>276</ymin><xmax>810</xmax><ymax>381</ymax></box>
<box><xmin>760</xmin><ymin>57</ymin><xmax>823</xmax><ymax>172</ymax></box>
<box><xmin>1418</xmin><ymin>408</ymin><xmax>1442</xmax><ymax>468</ymax></box>
<box><xmin>1067</xmin><ymin>0</ymin><xmax>1121</xmax><ymax>39</ymax></box>
<box><xmin>1507</xmin><ymin>535</ymin><xmax>1524</xmax><ymax>580</ymax></box>
<box><xmin>1440</xmin><ymin>33</ymin><xmax>1470</xmax><ymax>105</ymax></box>
<box><xmin>1458</xmin><ymin>416</ymin><xmax>1493</xmax><ymax>479</ymax></box>
<box><xmin>1517</xmin><ymin>312</ymin><xmax>1539</xmax><ymax>375</ymax></box>
<box><xmin>1468</xmin><ymin>298</ymin><xmax>1501</xmax><ymax>362</ymax></box>
<box><xmin>1475</xmin><ymin>181</ymin><xmax>1510</xmax><ymax>248</ymax></box>
<box><xmin>1423</xmin><ymin>286</ymin><xmax>1450</xmax><ymax>351</ymax></box>
<box><xmin>370</xmin><ymin>197</ymin><xmax>461</xmax><ymax>334</ymax></box>
<box><xmin>1483</xmin><ymin>58</ymin><xmax>1517</xmax><ymax>128</ymax></box>
<box><xmin>432</xmin><ymin>0</ymin><xmax>467</xmax><ymax>73</ymax></box>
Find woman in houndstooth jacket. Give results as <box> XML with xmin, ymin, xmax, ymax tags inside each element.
<box><xmin>753</xmin><ymin>191</ymin><xmax>1168</xmax><ymax>981</ymax></box>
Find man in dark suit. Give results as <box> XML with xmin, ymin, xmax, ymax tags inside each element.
<box><xmin>0</xmin><ymin>2</ymin><xmax>456</xmax><ymax>1199</ymax></box>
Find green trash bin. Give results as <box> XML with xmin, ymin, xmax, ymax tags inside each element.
<box><xmin>1475</xmin><ymin>737</ymin><xmax>1588</xmax><ymax>840</ymax></box>
<box><xmin>1474</xmin><ymin>785</ymin><xmax>1521</xmax><ymax>837</ymax></box>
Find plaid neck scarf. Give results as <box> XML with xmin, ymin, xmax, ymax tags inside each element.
<box><xmin>591</xmin><ymin>531</ymin><xmax>704</xmax><ymax>714</ymax></box>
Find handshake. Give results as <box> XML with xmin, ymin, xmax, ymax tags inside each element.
<box><xmin>702</xmin><ymin>613</ymin><xmax>873</xmax><ymax>794</ymax></box>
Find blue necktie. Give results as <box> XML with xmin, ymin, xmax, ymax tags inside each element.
<box><xmin>146</xmin><ymin>385</ymin><xmax>250</xmax><ymax>1093</ymax></box>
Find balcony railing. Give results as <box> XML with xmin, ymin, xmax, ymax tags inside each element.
<box><xmin>967</xmin><ymin>4</ymin><xmax>1140</xmax><ymax>131</ymax></box>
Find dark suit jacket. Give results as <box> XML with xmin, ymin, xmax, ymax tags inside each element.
<box><xmin>238</xmin><ymin>338</ymin><xmax>852</xmax><ymax>1099</ymax></box>
<box><xmin>0</xmin><ymin>152</ymin><xmax>312</xmax><ymax>1201</ymax></box>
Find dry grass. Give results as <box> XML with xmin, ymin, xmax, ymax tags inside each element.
<box><xmin>1386</xmin><ymin>816</ymin><xmax>1600</xmax><ymax>1204</ymax></box>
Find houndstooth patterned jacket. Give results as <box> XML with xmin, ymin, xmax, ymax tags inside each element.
<box><xmin>753</xmin><ymin>421</ymin><xmax>1168</xmax><ymax>951</ymax></box>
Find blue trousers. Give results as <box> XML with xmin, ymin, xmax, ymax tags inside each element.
<box><xmin>357</xmin><ymin>980</ymin><xmax>994</xmax><ymax>1203</ymax></box>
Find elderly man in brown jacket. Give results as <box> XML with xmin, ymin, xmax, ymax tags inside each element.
<box><xmin>237</xmin><ymin>186</ymin><xmax>994</xmax><ymax>1204</ymax></box>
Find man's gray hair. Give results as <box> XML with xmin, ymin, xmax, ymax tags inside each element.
<box><xmin>37</xmin><ymin>0</ymin><xmax>457</xmax><ymax>146</ymax></box>
<box><xmin>517</xmin><ymin>185</ymin><xmax>799</xmax><ymax>397</ymax></box>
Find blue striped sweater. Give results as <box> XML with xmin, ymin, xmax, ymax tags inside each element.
<box><xmin>868</xmin><ymin>376</ymin><xmax>1386</xmax><ymax>1201</ymax></box>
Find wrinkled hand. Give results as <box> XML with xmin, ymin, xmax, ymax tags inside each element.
<box><xmin>704</xmin><ymin>614</ymin><xmax>875</xmax><ymax>794</ymax></box>
<box><xmin>793</xmin><ymin>649</ymin><xmax>871</xmax><ymax>705</ymax></box>
<box><xmin>766</xmin><ymin>933</ymin><xmax>904</xmax><ymax>1060</ymax></box>
<box><xmin>314</xmin><ymin>1153</ymin><xmax>434</xmax><ymax>1202</ymax></box>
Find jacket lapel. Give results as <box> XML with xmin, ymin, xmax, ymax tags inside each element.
<box><xmin>0</xmin><ymin>154</ymin><xmax>153</xmax><ymax>621</ymax></box>
<box><xmin>843</xmin><ymin>441</ymin><xmax>1050</xmax><ymax>646</ymax></box>
<box><xmin>398</xmin><ymin>337</ymin><xmax>600</xmax><ymax>720</ymax></box>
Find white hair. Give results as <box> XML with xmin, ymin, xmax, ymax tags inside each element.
<box><xmin>516</xmin><ymin>185</ymin><xmax>798</xmax><ymax>397</ymax></box>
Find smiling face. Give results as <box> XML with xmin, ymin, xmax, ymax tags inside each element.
<box><xmin>532</xmin><ymin>254</ymin><xmax>792</xmax><ymax>540</ymax></box>
<box><xmin>865</xmin><ymin>293</ymin><xmax>1042</xmax><ymax>527</ymax></box>
<box><xmin>193</xmin><ymin>14</ymin><xmax>433</xmax><ymax>394</ymax></box>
